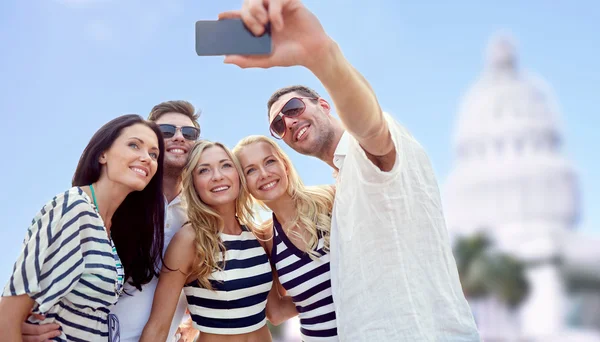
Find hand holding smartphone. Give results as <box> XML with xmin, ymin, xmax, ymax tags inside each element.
<box><xmin>195</xmin><ymin>19</ymin><xmax>272</xmax><ymax>56</ymax></box>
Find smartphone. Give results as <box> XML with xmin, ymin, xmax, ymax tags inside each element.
<box><xmin>195</xmin><ymin>19</ymin><xmax>272</xmax><ymax>56</ymax></box>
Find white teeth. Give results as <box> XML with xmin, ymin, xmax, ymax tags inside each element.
<box><xmin>131</xmin><ymin>167</ymin><xmax>147</xmax><ymax>176</ymax></box>
<box><xmin>296</xmin><ymin>127</ymin><xmax>308</xmax><ymax>140</ymax></box>
<box><xmin>259</xmin><ymin>181</ymin><xmax>277</xmax><ymax>190</ymax></box>
<box><xmin>169</xmin><ymin>148</ymin><xmax>185</xmax><ymax>154</ymax></box>
<box><xmin>211</xmin><ymin>186</ymin><xmax>229</xmax><ymax>193</ymax></box>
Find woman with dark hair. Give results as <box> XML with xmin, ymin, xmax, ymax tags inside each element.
<box><xmin>0</xmin><ymin>114</ymin><xmax>166</xmax><ymax>342</ymax></box>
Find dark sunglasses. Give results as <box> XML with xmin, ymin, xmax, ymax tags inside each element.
<box><xmin>269</xmin><ymin>97</ymin><xmax>317</xmax><ymax>139</ymax></box>
<box><xmin>158</xmin><ymin>124</ymin><xmax>200</xmax><ymax>141</ymax></box>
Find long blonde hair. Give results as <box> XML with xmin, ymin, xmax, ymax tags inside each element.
<box><xmin>182</xmin><ymin>140</ymin><xmax>256</xmax><ymax>290</ymax></box>
<box><xmin>232</xmin><ymin>135</ymin><xmax>335</xmax><ymax>259</ymax></box>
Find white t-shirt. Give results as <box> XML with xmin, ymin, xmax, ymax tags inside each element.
<box><xmin>110</xmin><ymin>194</ymin><xmax>189</xmax><ymax>342</ymax></box>
<box><xmin>330</xmin><ymin>113</ymin><xmax>481</xmax><ymax>341</ymax></box>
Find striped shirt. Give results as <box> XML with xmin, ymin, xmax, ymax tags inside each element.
<box><xmin>272</xmin><ymin>216</ymin><xmax>338</xmax><ymax>341</ymax></box>
<box><xmin>183</xmin><ymin>226</ymin><xmax>273</xmax><ymax>335</ymax></box>
<box><xmin>2</xmin><ymin>187</ymin><xmax>124</xmax><ymax>342</ymax></box>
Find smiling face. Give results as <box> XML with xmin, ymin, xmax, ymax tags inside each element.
<box><xmin>237</xmin><ymin>141</ymin><xmax>289</xmax><ymax>203</ymax></box>
<box><xmin>154</xmin><ymin>112</ymin><xmax>197</xmax><ymax>175</ymax></box>
<box><xmin>268</xmin><ymin>92</ymin><xmax>335</xmax><ymax>158</ymax></box>
<box><xmin>192</xmin><ymin>145</ymin><xmax>241</xmax><ymax>209</ymax></box>
<box><xmin>100</xmin><ymin>123</ymin><xmax>160</xmax><ymax>192</ymax></box>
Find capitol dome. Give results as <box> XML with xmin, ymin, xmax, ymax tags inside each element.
<box><xmin>443</xmin><ymin>33</ymin><xmax>600</xmax><ymax>342</ymax></box>
<box><xmin>444</xmin><ymin>34</ymin><xmax>580</xmax><ymax>243</ymax></box>
<box><xmin>453</xmin><ymin>35</ymin><xmax>567</xmax><ymax>170</ymax></box>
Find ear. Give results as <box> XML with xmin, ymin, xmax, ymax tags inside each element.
<box><xmin>318</xmin><ymin>98</ymin><xmax>331</xmax><ymax>114</ymax></box>
<box><xmin>98</xmin><ymin>153</ymin><xmax>107</xmax><ymax>165</ymax></box>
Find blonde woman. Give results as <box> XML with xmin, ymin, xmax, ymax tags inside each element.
<box><xmin>140</xmin><ymin>140</ymin><xmax>292</xmax><ymax>342</ymax></box>
<box><xmin>234</xmin><ymin>135</ymin><xmax>338</xmax><ymax>342</ymax></box>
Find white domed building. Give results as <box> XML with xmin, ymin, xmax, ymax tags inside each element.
<box><xmin>444</xmin><ymin>34</ymin><xmax>600</xmax><ymax>341</ymax></box>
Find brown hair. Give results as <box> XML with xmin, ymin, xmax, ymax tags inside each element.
<box><xmin>72</xmin><ymin>114</ymin><xmax>165</xmax><ymax>291</ymax></box>
<box><xmin>148</xmin><ymin>100</ymin><xmax>200</xmax><ymax>128</ymax></box>
<box><xmin>266</xmin><ymin>85</ymin><xmax>321</xmax><ymax>118</ymax></box>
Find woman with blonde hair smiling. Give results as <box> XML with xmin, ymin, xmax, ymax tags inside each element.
<box><xmin>140</xmin><ymin>139</ymin><xmax>293</xmax><ymax>342</ymax></box>
<box><xmin>233</xmin><ymin>135</ymin><xmax>338</xmax><ymax>341</ymax></box>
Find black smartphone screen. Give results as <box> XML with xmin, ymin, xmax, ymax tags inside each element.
<box><xmin>195</xmin><ymin>19</ymin><xmax>272</xmax><ymax>56</ymax></box>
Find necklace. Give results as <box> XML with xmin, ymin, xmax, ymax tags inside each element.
<box><xmin>89</xmin><ymin>184</ymin><xmax>124</xmax><ymax>296</ymax></box>
<box><xmin>90</xmin><ymin>183</ymin><xmax>98</xmax><ymax>209</ymax></box>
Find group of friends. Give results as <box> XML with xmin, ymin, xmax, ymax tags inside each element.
<box><xmin>0</xmin><ymin>0</ymin><xmax>483</xmax><ymax>341</ymax></box>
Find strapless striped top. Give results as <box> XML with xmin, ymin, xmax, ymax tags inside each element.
<box><xmin>183</xmin><ymin>226</ymin><xmax>273</xmax><ymax>335</ymax></box>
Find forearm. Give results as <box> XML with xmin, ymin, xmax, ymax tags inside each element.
<box><xmin>278</xmin><ymin>295</ymin><xmax>298</xmax><ymax>324</ymax></box>
<box><xmin>0</xmin><ymin>321</ymin><xmax>22</xmax><ymax>342</ymax></box>
<box><xmin>310</xmin><ymin>40</ymin><xmax>392</xmax><ymax>155</ymax></box>
<box><xmin>267</xmin><ymin>295</ymin><xmax>297</xmax><ymax>326</ymax></box>
<box><xmin>140</xmin><ymin>321</ymin><xmax>171</xmax><ymax>342</ymax></box>
<box><xmin>139</xmin><ymin>290</ymin><xmax>181</xmax><ymax>342</ymax></box>
<box><xmin>139</xmin><ymin>278</ymin><xmax>182</xmax><ymax>342</ymax></box>
<box><xmin>143</xmin><ymin>227</ymin><xmax>195</xmax><ymax>342</ymax></box>
<box><xmin>0</xmin><ymin>295</ymin><xmax>32</xmax><ymax>342</ymax></box>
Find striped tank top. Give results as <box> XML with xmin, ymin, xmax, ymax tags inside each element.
<box><xmin>183</xmin><ymin>225</ymin><xmax>273</xmax><ymax>335</ymax></box>
<box><xmin>272</xmin><ymin>215</ymin><xmax>338</xmax><ymax>341</ymax></box>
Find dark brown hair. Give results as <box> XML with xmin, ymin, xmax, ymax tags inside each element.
<box><xmin>72</xmin><ymin>114</ymin><xmax>166</xmax><ymax>291</ymax></box>
<box><xmin>266</xmin><ymin>85</ymin><xmax>321</xmax><ymax>118</ymax></box>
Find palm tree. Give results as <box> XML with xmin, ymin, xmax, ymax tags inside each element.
<box><xmin>453</xmin><ymin>232</ymin><xmax>492</xmax><ymax>299</ymax></box>
<box><xmin>486</xmin><ymin>253</ymin><xmax>529</xmax><ymax>310</ymax></box>
<box><xmin>453</xmin><ymin>231</ymin><xmax>529</xmax><ymax>309</ymax></box>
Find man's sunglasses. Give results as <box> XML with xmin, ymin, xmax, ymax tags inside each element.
<box><xmin>269</xmin><ymin>97</ymin><xmax>317</xmax><ymax>139</ymax></box>
<box><xmin>158</xmin><ymin>124</ymin><xmax>200</xmax><ymax>141</ymax></box>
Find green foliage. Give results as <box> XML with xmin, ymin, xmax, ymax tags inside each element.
<box><xmin>453</xmin><ymin>231</ymin><xmax>530</xmax><ymax>309</ymax></box>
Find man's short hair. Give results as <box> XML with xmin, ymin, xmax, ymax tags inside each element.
<box><xmin>148</xmin><ymin>100</ymin><xmax>200</xmax><ymax>128</ymax></box>
<box><xmin>267</xmin><ymin>85</ymin><xmax>321</xmax><ymax>118</ymax></box>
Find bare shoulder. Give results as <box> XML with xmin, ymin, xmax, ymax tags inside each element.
<box><xmin>176</xmin><ymin>223</ymin><xmax>196</xmax><ymax>240</ymax></box>
<box><xmin>162</xmin><ymin>223</ymin><xmax>196</xmax><ymax>274</ymax></box>
<box><xmin>168</xmin><ymin>223</ymin><xmax>196</xmax><ymax>253</ymax></box>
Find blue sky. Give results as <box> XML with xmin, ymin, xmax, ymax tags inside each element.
<box><xmin>0</xmin><ymin>0</ymin><xmax>598</xmax><ymax>282</ymax></box>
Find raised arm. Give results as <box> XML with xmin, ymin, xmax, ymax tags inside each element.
<box><xmin>220</xmin><ymin>0</ymin><xmax>396</xmax><ymax>170</ymax></box>
<box><xmin>313</xmin><ymin>47</ymin><xmax>396</xmax><ymax>170</ymax></box>
<box><xmin>140</xmin><ymin>224</ymin><xmax>196</xmax><ymax>342</ymax></box>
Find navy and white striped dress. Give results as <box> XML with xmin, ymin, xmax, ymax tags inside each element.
<box><xmin>272</xmin><ymin>215</ymin><xmax>338</xmax><ymax>341</ymax></box>
<box><xmin>2</xmin><ymin>187</ymin><xmax>124</xmax><ymax>341</ymax></box>
<box><xmin>183</xmin><ymin>225</ymin><xmax>273</xmax><ymax>335</ymax></box>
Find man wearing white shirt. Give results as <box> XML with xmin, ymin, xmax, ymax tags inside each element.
<box><xmin>222</xmin><ymin>0</ymin><xmax>482</xmax><ymax>340</ymax></box>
